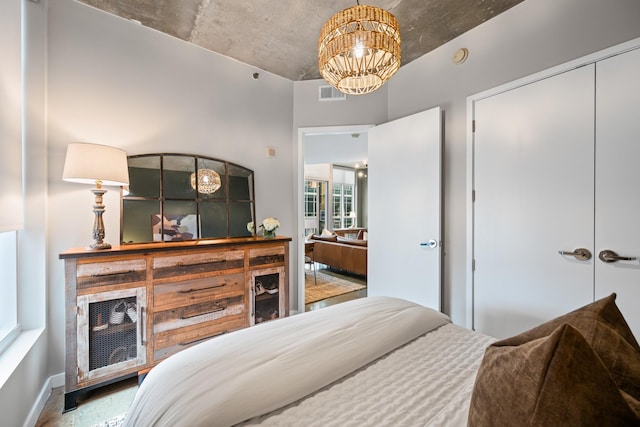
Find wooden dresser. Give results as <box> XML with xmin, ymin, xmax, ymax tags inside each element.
<box><xmin>60</xmin><ymin>236</ymin><xmax>290</xmax><ymax>411</ymax></box>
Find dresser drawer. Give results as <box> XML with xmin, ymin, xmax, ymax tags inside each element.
<box><xmin>153</xmin><ymin>314</ymin><xmax>247</xmax><ymax>361</ymax></box>
<box><xmin>153</xmin><ymin>273</ymin><xmax>245</xmax><ymax>311</ymax></box>
<box><xmin>249</xmin><ymin>245</ymin><xmax>285</xmax><ymax>268</ymax></box>
<box><xmin>76</xmin><ymin>259</ymin><xmax>147</xmax><ymax>289</ymax></box>
<box><xmin>153</xmin><ymin>250</ymin><xmax>244</xmax><ymax>280</ymax></box>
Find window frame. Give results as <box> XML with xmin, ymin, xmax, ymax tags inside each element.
<box><xmin>0</xmin><ymin>230</ymin><xmax>19</xmax><ymax>354</ymax></box>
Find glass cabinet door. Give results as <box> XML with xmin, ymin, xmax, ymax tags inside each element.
<box><xmin>77</xmin><ymin>287</ymin><xmax>147</xmax><ymax>383</ymax></box>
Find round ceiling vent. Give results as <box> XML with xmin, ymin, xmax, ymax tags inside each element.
<box><xmin>452</xmin><ymin>48</ymin><xmax>469</xmax><ymax>64</ymax></box>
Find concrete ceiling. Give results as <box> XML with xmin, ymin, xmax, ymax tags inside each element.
<box><xmin>76</xmin><ymin>0</ymin><xmax>525</xmax><ymax>81</ymax></box>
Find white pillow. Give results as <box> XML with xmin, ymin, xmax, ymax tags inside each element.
<box><xmin>362</xmin><ymin>231</ymin><xmax>368</xmax><ymax>241</ymax></box>
<box><xmin>321</xmin><ymin>228</ymin><xmax>334</xmax><ymax>237</ymax></box>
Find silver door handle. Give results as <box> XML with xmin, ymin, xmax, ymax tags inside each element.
<box><xmin>598</xmin><ymin>250</ymin><xmax>637</xmax><ymax>263</ymax></box>
<box><xmin>558</xmin><ymin>248</ymin><xmax>592</xmax><ymax>261</ymax></box>
<box><xmin>420</xmin><ymin>240</ymin><xmax>438</xmax><ymax>248</ymax></box>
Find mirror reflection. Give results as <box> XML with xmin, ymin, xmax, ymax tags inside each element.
<box><xmin>121</xmin><ymin>154</ymin><xmax>255</xmax><ymax>244</ymax></box>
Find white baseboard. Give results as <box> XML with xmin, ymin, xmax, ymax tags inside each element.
<box><xmin>23</xmin><ymin>372</ymin><xmax>64</xmax><ymax>427</ymax></box>
<box><xmin>50</xmin><ymin>372</ymin><xmax>65</xmax><ymax>388</ymax></box>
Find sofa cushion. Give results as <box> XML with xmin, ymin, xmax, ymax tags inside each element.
<box><xmin>311</xmin><ymin>234</ymin><xmax>338</xmax><ymax>242</ymax></box>
<box><xmin>337</xmin><ymin>236</ymin><xmax>368</xmax><ymax>247</ymax></box>
<box><xmin>468</xmin><ymin>323</ymin><xmax>640</xmax><ymax>426</ymax></box>
<box><xmin>312</xmin><ymin>238</ymin><xmax>367</xmax><ymax>277</ymax></box>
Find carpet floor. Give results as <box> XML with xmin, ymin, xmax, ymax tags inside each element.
<box><xmin>304</xmin><ymin>268</ymin><xmax>367</xmax><ymax>304</ymax></box>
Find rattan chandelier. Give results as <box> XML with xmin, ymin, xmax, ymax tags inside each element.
<box><xmin>190</xmin><ymin>169</ymin><xmax>221</xmax><ymax>194</ymax></box>
<box><xmin>318</xmin><ymin>2</ymin><xmax>401</xmax><ymax>95</ymax></box>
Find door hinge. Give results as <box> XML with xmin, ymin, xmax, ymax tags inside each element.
<box><xmin>472</xmin><ymin>120</ymin><xmax>476</xmax><ymax>132</ymax></box>
<box><xmin>472</xmin><ymin>190</ymin><xmax>476</xmax><ymax>203</ymax></box>
<box><xmin>472</xmin><ymin>259</ymin><xmax>476</xmax><ymax>271</ymax></box>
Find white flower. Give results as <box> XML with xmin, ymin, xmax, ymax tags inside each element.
<box><xmin>261</xmin><ymin>217</ymin><xmax>280</xmax><ymax>232</ymax></box>
<box><xmin>247</xmin><ymin>221</ymin><xmax>254</xmax><ymax>233</ymax></box>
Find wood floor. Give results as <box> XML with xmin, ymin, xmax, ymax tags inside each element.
<box><xmin>35</xmin><ymin>268</ymin><xmax>365</xmax><ymax>426</ymax></box>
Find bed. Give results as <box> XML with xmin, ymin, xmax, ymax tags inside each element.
<box><xmin>123</xmin><ymin>295</ymin><xmax>640</xmax><ymax>427</ymax></box>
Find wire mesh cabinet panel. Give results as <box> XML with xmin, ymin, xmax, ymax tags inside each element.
<box><xmin>76</xmin><ymin>286</ymin><xmax>147</xmax><ymax>383</ymax></box>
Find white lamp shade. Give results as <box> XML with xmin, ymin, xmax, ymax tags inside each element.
<box><xmin>62</xmin><ymin>142</ymin><xmax>130</xmax><ymax>186</ymax></box>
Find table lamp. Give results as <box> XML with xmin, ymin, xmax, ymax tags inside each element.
<box><xmin>62</xmin><ymin>142</ymin><xmax>129</xmax><ymax>250</ymax></box>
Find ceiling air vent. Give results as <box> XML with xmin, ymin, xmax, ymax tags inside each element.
<box><xmin>319</xmin><ymin>85</ymin><xmax>347</xmax><ymax>102</ymax></box>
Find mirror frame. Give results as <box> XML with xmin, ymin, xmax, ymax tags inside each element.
<box><xmin>120</xmin><ymin>153</ymin><xmax>256</xmax><ymax>244</ymax></box>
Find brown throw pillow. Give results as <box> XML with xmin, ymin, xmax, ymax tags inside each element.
<box><xmin>468</xmin><ymin>324</ymin><xmax>640</xmax><ymax>426</ymax></box>
<box><xmin>503</xmin><ymin>293</ymin><xmax>639</xmax><ymax>351</ymax></box>
<box><xmin>498</xmin><ymin>293</ymin><xmax>640</xmax><ymax>401</ymax></box>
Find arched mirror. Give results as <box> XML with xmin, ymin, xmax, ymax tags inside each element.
<box><xmin>121</xmin><ymin>154</ymin><xmax>255</xmax><ymax>244</ymax></box>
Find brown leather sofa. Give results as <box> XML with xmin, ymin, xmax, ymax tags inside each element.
<box><xmin>310</xmin><ymin>234</ymin><xmax>367</xmax><ymax>277</ymax></box>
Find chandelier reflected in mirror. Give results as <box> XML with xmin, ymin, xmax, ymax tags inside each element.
<box><xmin>191</xmin><ymin>168</ymin><xmax>221</xmax><ymax>194</ymax></box>
<box><xmin>318</xmin><ymin>2</ymin><xmax>401</xmax><ymax>95</ymax></box>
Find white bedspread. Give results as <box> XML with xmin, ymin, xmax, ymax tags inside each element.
<box><xmin>123</xmin><ymin>297</ymin><xmax>455</xmax><ymax>427</ymax></box>
<box><xmin>239</xmin><ymin>323</ymin><xmax>495</xmax><ymax>426</ymax></box>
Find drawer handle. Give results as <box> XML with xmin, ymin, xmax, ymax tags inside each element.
<box><xmin>176</xmin><ymin>260</ymin><xmax>218</xmax><ymax>267</ymax></box>
<box><xmin>91</xmin><ymin>270</ymin><xmax>135</xmax><ymax>277</ymax></box>
<box><xmin>140</xmin><ymin>306</ymin><xmax>146</xmax><ymax>346</ymax></box>
<box><xmin>178</xmin><ymin>283</ymin><xmax>227</xmax><ymax>294</ymax></box>
<box><xmin>180</xmin><ymin>306</ymin><xmax>225</xmax><ymax>319</ymax></box>
<box><xmin>179</xmin><ymin>331</ymin><xmax>226</xmax><ymax>346</ymax></box>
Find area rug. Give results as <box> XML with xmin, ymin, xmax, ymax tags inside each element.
<box><xmin>91</xmin><ymin>413</ymin><xmax>126</xmax><ymax>427</ymax></box>
<box><xmin>305</xmin><ymin>270</ymin><xmax>366</xmax><ymax>304</ymax></box>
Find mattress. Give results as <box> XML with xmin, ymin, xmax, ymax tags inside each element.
<box><xmin>124</xmin><ymin>297</ymin><xmax>494</xmax><ymax>427</ymax></box>
<box><xmin>238</xmin><ymin>323</ymin><xmax>495</xmax><ymax>426</ymax></box>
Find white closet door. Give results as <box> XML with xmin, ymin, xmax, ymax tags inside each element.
<box><xmin>473</xmin><ymin>66</ymin><xmax>595</xmax><ymax>339</ymax></box>
<box><xmin>595</xmin><ymin>47</ymin><xmax>640</xmax><ymax>338</ymax></box>
<box><xmin>368</xmin><ymin>107</ymin><xmax>442</xmax><ymax>310</ymax></box>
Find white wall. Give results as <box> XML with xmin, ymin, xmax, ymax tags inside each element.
<box><xmin>0</xmin><ymin>1</ymin><xmax>50</xmax><ymax>426</ymax></box>
<box><xmin>386</xmin><ymin>0</ymin><xmax>640</xmax><ymax>325</ymax></box>
<box><xmin>0</xmin><ymin>0</ymin><xmax>23</xmax><ymax>231</ymax></box>
<box><xmin>293</xmin><ymin>81</ymin><xmax>388</xmax><ymax>128</ymax></box>
<box><xmin>46</xmin><ymin>0</ymin><xmax>294</xmax><ymax>384</ymax></box>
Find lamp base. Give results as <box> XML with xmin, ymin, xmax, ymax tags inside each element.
<box><xmin>87</xmin><ymin>186</ymin><xmax>112</xmax><ymax>250</ymax></box>
<box><xmin>89</xmin><ymin>242</ymin><xmax>112</xmax><ymax>250</ymax></box>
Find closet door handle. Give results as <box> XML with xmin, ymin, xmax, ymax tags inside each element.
<box><xmin>598</xmin><ymin>250</ymin><xmax>637</xmax><ymax>263</ymax></box>
<box><xmin>558</xmin><ymin>248</ymin><xmax>592</xmax><ymax>261</ymax></box>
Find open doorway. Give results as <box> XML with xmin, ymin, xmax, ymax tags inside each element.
<box><xmin>297</xmin><ymin>125</ymin><xmax>373</xmax><ymax>312</ymax></box>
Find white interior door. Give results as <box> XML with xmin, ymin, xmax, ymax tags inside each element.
<box><xmin>595</xmin><ymin>47</ymin><xmax>640</xmax><ymax>337</ymax></box>
<box><xmin>473</xmin><ymin>66</ymin><xmax>595</xmax><ymax>339</ymax></box>
<box><xmin>368</xmin><ymin>107</ymin><xmax>442</xmax><ymax>310</ymax></box>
